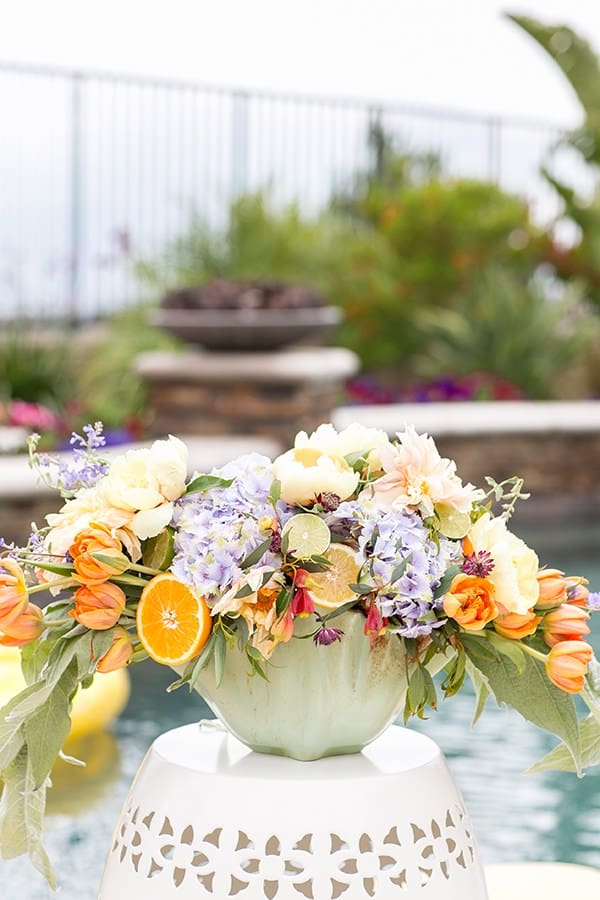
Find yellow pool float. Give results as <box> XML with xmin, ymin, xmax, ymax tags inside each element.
<box><xmin>0</xmin><ymin>645</ymin><xmax>131</xmax><ymax>738</ymax></box>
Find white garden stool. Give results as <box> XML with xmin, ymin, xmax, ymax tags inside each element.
<box><xmin>98</xmin><ymin>722</ymin><xmax>489</xmax><ymax>899</ymax></box>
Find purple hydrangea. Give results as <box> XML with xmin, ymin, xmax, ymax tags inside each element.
<box><xmin>171</xmin><ymin>453</ymin><xmax>291</xmax><ymax>598</ymax></box>
<box><xmin>334</xmin><ymin>495</ymin><xmax>460</xmax><ymax>637</ymax></box>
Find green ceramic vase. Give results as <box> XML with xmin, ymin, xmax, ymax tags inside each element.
<box><xmin>187</xmin><ymin>610</ymin><xmax>443</xmax><ymax>761</ymax></box>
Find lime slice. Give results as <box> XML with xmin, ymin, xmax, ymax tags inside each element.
<box><xmin>435</xmin><ymin>503</ymin><xmax>471</xmax><ymax>540</ymax></box>
<box><xmin>282</xmin><ymin>513</ymin><xmax>331</xmax><ymax>559</ymax></box>
<box><xmin>142</xmin><ymin>527</ymin><xmax>175</xmax><ymax>570</ymax></box>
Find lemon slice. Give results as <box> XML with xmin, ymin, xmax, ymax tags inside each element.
<box><xmin>282</xmin><ymin>513</ymin><xmax>331</xmax><ymax>559</ymax></box>
<box><xmin>306</xmin><ymin>543</ymin><xmax>360</xmax><ymax>610</ymax></box>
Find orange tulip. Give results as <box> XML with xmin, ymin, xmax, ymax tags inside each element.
<box><xmin>545</xmin><ymin>640</ymin><xmax>593</xmax><ymax>694</ymax></box>
<box><xmin>96</xmin><ymin>626</ymin><xmax>133</xmax><ymax>673</ymax></box>
<box><xmin>443</xmin><ymin>574</ymin><xmax>497</xmax><ymax>631</ymax></box>
<box><xmin>542</xmin><ymin>604</ymin><xmax>590</xmax><ymax>648</ymax></box>
<box><xmin>70</xmin><ymin>582</ymin><xmax>126</xmax><ymax>630</ymax></box>
<box><xmin>69</xmin><ymin>522</ymin><xmax>129</xmax><ymax>585</ymax></box>
<box><xmin>494</xmin><ymin>608</ymin><xmax>540</xmax><ymax>640</ymax></box>
<box><xmin>535</xmin><ymin>569</ymin><xmax>568</xmax><ymax>611</ymax></box>
<box><xmin>0</xmin><ymin>559</ymin><xmax>29</xmax><ymax>630</ymax></box>
<box><xmin>0</xmin><ymin>602</ymin><xmax>44</xmax><ymax>647</ymax></box>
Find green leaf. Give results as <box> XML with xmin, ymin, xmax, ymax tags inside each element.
<box><xmin>441</xmin><ymin>651</ymin><xmax>466</xmax><ymax>698</ymax></box>
<box><xmin>468</xmin><ymin>650</ymin><xmax>582</xmax><ymax>773</ymax></box>
<box><xmin>459</xmin><ymin>633</ymin><xmax>499</xmax><ymax>662</ymax></box>
<box><xmin>185</xmin><ymin>474</ymin><xmax>233</xmax><ymax>495</ymax></box>
<box><xmin>214</xmin><ymin>630</ymin><xmax>227</xmax><ymax>687</ymax></box>
<box><xmin>275</xmin><ymin>587</ymin><xmax>290</xmax><ymax>616</ymax></box>
<box><xmin>407</xmin><ymin>665</ymin><xmax>425</xmax><ymax>715</ymax></box>
<box><xmin>349</xmin><ymin>582</ymin><xmax>374</xmax><ymax>594</ymax></box>
<box><xmin>526</xmin><ymin>716</ymin><xmax>600</xmax><ymax>774</ymax></box>
<box><xmin>269</xmin><ymin>479</ymin><xmax>281</xmax><ymax>505</ymax></box>
<box><xmin>235</xmin><ymin>584</ymin><xmax>255</xmax><ymax>599</ymax></box>
<box><xmin>248</xmin><ymin>655</ymin><xmax>269</xmax><ymax>681</ymax></box>
<box><xmin>344</xmin><ymin>450</ymin><xmax>371</xmax><ymax>473</ymax></box>
<box><xmin>23</xmin><ymin>664</ymin><xmax>77</xmax><ymax>789</ymax></box>
<box><xmin>240</xmin><ymin>537</ymin><xmax>272</xmax><ymax>570</ymax></box>
<box><xmin>466</xmin><ymin>660</ymin><xmax>491</xmax><ymax>726</ymax></box>
<box><xmin>320</xmin><ymin>598</ymin><xmax>359</xmax><ymax>622</ymax></box>
<box><xmin>142</xmin><ymin>527</ymin><xmax>175</xmax><ymax>570</ymax></box>
<box><xmin>434</xmin><ymin>564</ymin><xmax>462</xmax><ymax>600</ymax></box>
<box><xmin>485</xmin><ymin>632</ymin><xmax>526</xmax><ymax>674</ymax></box>
<box><xmin>0</xmin><ymin>748</ymin><xmax>56</xmax><ymax>888</ymax></box>
<box><xmin>390</xmin><ymin>554</ymin><xmax>412</xmax><ymax>586</ymax></box>
<box><xmin>187</xmin><ymin>633</ymin><xmax>218</xmax><ymax>692</ymax></box>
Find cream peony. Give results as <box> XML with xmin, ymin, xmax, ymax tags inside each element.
<box><xmin>103</xmin><ymin>436</ymin><xmax>188</xmax><ymax>540</ymax></box>
<box><xmin>466</xmin><ymin>513</ymin><xmax>540</xmax><ymax>615</ymax></box>
<box><xmin>272</xmin><ymin>446</ymin><xmax>359</xmax><ymax>506</ymax></box>
<box><xmin>294</xmin><ymin>423</ymin><xmax>391</xmax><ymax>473</ymax></box>
<box><xmin>373</xmin><ymin>426</ymin><xmax>482</xmax><ymax>517</ymax></box>
<box><xmin>44</xmin><ymin>482</ymin><xmax>140</xmax><ymax>562</ymax></box>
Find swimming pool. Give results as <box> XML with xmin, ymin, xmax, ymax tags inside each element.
<box><xmin>4</xmin><ymin>519</ymin><xmax>600</xmax><ymax>898</ymax></box>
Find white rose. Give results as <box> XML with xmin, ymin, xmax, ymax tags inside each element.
<box><xmin>104</xmin><ymin>436</ymin><xmax>188</xmax><ymax>540</ymax></box>
<box><xmin>294</xmin><ymin>423</ymin><xmax>391</xmax><ymax>472</ymax></box>
<box><xmin>467</xmin><ymin>513</ymin><xmax>539</xmax><ymax>615</ymax></box>
<box><xmin>272</xmin><ymin>447</ymin><xmax>359</xmax><ymax>506</ymax></box>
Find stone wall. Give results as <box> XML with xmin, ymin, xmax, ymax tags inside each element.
<box><xmin>136</xmin><ymin>347</ymin><xmax>359</xmax><ymax>447</ymax></box>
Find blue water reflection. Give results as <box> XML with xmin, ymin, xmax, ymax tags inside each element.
<box><xmin>4</xmin><ymin>519</ymin><xmax>600</xmax><ymax>897</ymax></box>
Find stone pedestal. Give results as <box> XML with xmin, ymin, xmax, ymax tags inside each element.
<box><xmin>136</xmin><ymin>347</ymin><xmax>360</xmax><ymax>446</ymax></box>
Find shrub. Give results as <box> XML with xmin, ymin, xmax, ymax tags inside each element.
<box><xmin>0</xmin><ymin>321</ymin><xmax>74</xmax><ymax>408</ymax></box>
<box><xmin>415</xmin><ymin>268</ymin><xmax>589</xmax><ymax>399</ymax></box>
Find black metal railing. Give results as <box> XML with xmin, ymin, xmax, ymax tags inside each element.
<box><xmin>0</xmin><ymin>61</ymin><xmax>566</xmax><ymax>321</ymax></box>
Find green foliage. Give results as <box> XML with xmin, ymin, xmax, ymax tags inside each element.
<box><xmin>134</xmin><ymin>140</ymin><xmax>583</xmax><ymax>393</ymax></box>
<box><xmin>415</xmin><ymin>268</ymin><xmax>588</xmax><ymax>398</ymax></box>
<box><xmin>330</xmin><ymin>153</ymin><xmax>548</xmax><ymax>370</ymax></box>
<box><xmin>75</xmin><ymin>305</ymin><xmax>178</xmax><ymax>429</ymax></box>
<box><xmin>0</xmin><ymin>321</ymin><xmax>74</xmax><ymax>407</ymax></box>
<box><xmin>465</xmin><ymin>635</ymin><xmax>583</xmax><ymax>774</ymax></box>
<box><xmin>509</xmin><ymin>14</ymin><xmax>600</xmax><ymax>308</ymax></box>
<box><xmin>136</xmin><ymin>193</ymin><xmax>350</xmax><ymax>290</ymax></box>
<box><xmin>0</xmin><ymin>627</ymin><xmax>116</xmax><ymax>885</ymax></box>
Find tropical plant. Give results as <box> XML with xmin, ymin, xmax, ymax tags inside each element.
<box><xmin>508</xmin><ymin>14</ymin><xmax>600</xmax><ymax>307</ymax></box>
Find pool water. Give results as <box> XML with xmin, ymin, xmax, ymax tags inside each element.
<box><xmin>3</xmin><ymin>519</ymin><xmax>600</xmax><ymax>898</ymax></box>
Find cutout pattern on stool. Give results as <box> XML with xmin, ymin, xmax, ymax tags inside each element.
<box><xmin>109</xmin><ymin>802</ymin><xmax>477</xmax><ymax>896</ymax></box>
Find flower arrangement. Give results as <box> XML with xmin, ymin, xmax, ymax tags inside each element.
<box><xmin>1</xmin><ymin>422</ymin><xmax>599</xmax><ymax>886</ymax></box>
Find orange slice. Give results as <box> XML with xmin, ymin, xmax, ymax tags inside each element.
<box><xmin>136</xmin><ymin>573</ymin><xmax>212</xmax><ymax>666</ymax></box>
<box><xmin>306</xmin><ymin>543</ymin><xmax>361</xmax><ymax>611</ymax></box>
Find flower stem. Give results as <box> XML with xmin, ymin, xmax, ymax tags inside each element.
<box><xmin>129</xmin><ymin>562</ymin><xmax>162</xmax><ymax>576</ymax></box>
<box><xmin>519</xmin><ymin>642</ymin><xmax>548</xmax><ymax>663</ymax></box>
<box><xmin>29</xmin><ymin>577</ymin><xmax>76</xmax><ymax>595</ymax></box>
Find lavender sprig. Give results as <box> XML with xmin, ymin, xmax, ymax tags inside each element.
<box><xmin>28</xmin><ymin>423</ymin><xmax>109</xmax><ymax>498</ymax></box>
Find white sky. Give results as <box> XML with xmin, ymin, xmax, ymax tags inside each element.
<box><xmin>2</xmin><ymin>0</ymin><xmax>600</xmax><ymax>125</ymax></box>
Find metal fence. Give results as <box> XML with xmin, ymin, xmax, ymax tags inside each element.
<box><xmin>0</xmin><ymin>61</ymin><xmax>569</xmax><ymax>321</ymax></box>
